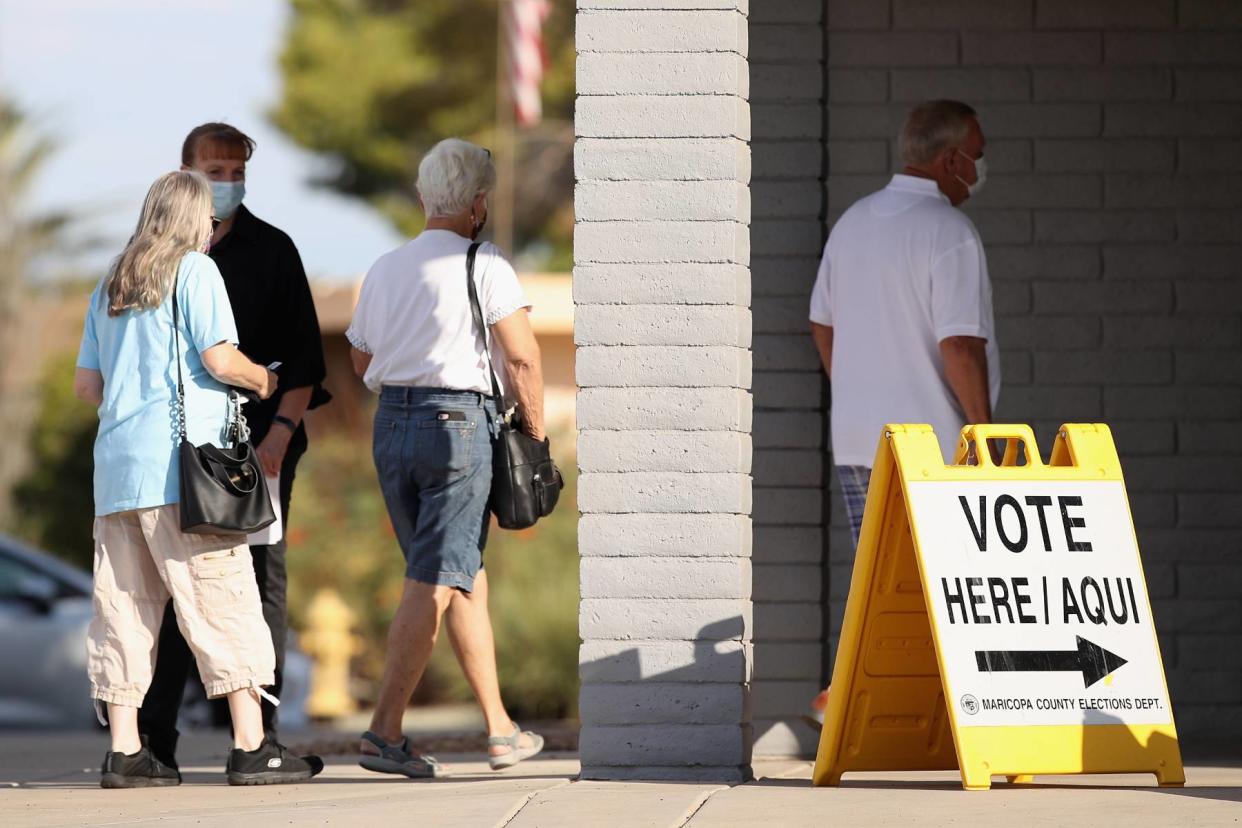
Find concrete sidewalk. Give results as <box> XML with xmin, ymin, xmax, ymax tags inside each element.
<box><xmin>3</xmin><ymin>731</ymin><xmax>1239</xmax><ymax>827</ymax></box>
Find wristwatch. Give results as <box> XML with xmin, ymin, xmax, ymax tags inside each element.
<box><xmin>273</xmin><ymin>414</ymin><xmax>299</xmax><ymax>434</ymax></box>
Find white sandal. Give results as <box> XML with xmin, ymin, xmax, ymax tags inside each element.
<box><xmin>488</xmin><ymin>724</ymin><xmax>544</xmax><ymax>770</ymax></box>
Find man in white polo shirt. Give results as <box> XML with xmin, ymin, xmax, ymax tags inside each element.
<box><xmin>809</xmin><ymin>99</ymin><xmax>1001</xmax><ymax>549</ymax></box>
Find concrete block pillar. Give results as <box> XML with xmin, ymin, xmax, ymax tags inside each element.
<box><xmin>574</xmin><ymin>0</ymin><xmax>753</xmax><ymax>782</ymax></box>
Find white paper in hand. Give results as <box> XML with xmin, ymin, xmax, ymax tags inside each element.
<box><xmin>247</xmin><ymin>473</ymin><xmax>283</xmax><ymax>546</ymax></box>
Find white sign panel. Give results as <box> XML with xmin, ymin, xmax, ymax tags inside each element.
<box><xmin>906</xmin><ymin>480</ymin><xmax>1173</xmax><ymax>727</ymax></box>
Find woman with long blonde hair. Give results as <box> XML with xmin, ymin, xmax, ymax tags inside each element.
<box><xmin>74</xmin><ymin>170</ymin><xmax>321</xmax><ymax>788</ymax></box>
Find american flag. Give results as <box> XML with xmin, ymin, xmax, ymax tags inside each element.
<box><xmin>504</xmin><ymin>0</ymin><xmax>551</xmax><ymax>127</ymax></box>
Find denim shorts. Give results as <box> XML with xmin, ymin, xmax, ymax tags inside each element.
<box><xmin>373</xmin><ymin>386</ymin><xmax>496</xmax><ymax>592</ymax></box>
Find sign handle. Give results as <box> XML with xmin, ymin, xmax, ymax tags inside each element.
<box><xmin>953</xmin><ymin>424</ymin><xmax>1044</xmax><ymax>468</ymax></box>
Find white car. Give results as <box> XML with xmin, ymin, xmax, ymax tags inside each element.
<box><xmin>0</xmin><ymin>536</ymin><xmax>95</xmax><ymax>728</ymax></box>
<box><xmin>0</xmin><ymin>535</ymin><xmax>309</xmax><ymax>730</ymax></box>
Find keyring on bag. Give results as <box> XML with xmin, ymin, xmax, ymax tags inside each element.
<box><xmin>228</xmin><ymin>390</ymin><xmax>251</xmax><ymax>445</ymax></box>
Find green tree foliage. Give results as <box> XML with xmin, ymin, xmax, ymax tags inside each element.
<box><xmin>12</xmin><ymin>353</ymin><xmax>98</xmax><ymax>570</ymax></box>
<box><xmin>0</xmin><ymin>98</ymin><xmax>72</xmax><ymax>354</ymax></box>
<box><xmin>286</xmin><ymin>428</ymin><xmax>579</xmax><ymax>720</ymax></box>
<box><xmin>272</xmin><ymin>0</ymin><xmax>576</xmax><ymax>263</ymax></box>
<box><xmin>1</xmin><ymin>97</ymin><xmax>80</xmax><ymax>528</ymax></box>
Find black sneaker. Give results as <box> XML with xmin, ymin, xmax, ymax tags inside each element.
<box><xmin>140</xmin><ymin>728</ymin><xmax>180</xmax><ymax>771</ymax></box>
<box><xmin>226</xmin><ymin>738</ymin><xmax>324</xmax><ymax>786</ymax></box>
<box><xmin>100</xmin><ymin>745</ymin><xmax>182</xmax><ymax>789</ymax></box>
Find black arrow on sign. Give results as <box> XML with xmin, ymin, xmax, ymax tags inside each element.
<box><xmin>975</xmin><ymin>636</ymin><xmax>1128</xmax><ymax>688</ymax></box>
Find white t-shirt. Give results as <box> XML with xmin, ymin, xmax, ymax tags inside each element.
<box><xmin>346</xmin><ymin>229</ymin><xmax>531</xmax><ymax>396</ymax></box>
<box><xmin>809</xmin><ymin>174</ymin><xmax>1001</xmax><ymax>467</ymax></box>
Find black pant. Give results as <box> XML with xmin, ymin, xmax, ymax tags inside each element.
<box><xmin>139</xmin><ymin>429</ymin><xmax>305</xmax><ymax>765</ymax></box>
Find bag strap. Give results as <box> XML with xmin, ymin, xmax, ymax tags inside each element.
<box><xmin>465</xmin><ymin>242</ymin><xmax>506</xmax><ymax>409</ymax></box>
<box><xmin>172</xmin><ymin>271</ymin><xmax>246</xmax><ymax>446</ymax></box>
<box><xmin>171</xmin><ymin>275</ymin><xmax>188</xmax><ymax>442</ymax></box>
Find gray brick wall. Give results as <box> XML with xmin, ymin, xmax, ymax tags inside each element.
<box><xmin>817</xmin><ymin>0</ymin><xmax>1242</xmax><ymax>751</ymax></box>
<box><xmin>577</xmin><ymin>0</ymin><xmax>1241</xmax><ymax>770</ymax></box>
<box><xmin>749</xmin><ymin>0</ymin><xmax>829</xmax><ymax>758</ymax></box>
<box><xmin>575</xmin><ymin>0</ymin><xmax>754</xmax><ymax>782</ymax></box>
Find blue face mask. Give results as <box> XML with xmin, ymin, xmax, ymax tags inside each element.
<box><xmin>211</xmin><ymin>180</ymin><xmax>246</xmax><ymax>219</ymax></box>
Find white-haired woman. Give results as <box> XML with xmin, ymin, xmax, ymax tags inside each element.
<box><xmin>74</xmin><ymin>170</ymin><xmax>322</xmax><ymax>788</ymax></box>
<box><xmin>347</xmin><ymin>138</ymin><xmax>545</xmax><ymax>776</ymax></box>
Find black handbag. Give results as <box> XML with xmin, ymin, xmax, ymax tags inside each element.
<box><xmin>466</xmin><ymin>243</ymin><xmax>564</xmax><ymax>530</ymax></box>
<box><xmin>171</xmin><ymin>278</ymin><xmax>276</xmax><ymax>535</ymax></box>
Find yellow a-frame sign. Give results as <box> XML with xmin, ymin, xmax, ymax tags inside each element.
<box><xmin>813</xmin><ymin>423</ymin><xmax>1184</xmax><ymax>790</ymax></box>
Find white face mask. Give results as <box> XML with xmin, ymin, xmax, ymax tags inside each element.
<box><xmin>956</xmin><ymin>149</ymin><xmax>987</xmax><ymax>199</ymax></box>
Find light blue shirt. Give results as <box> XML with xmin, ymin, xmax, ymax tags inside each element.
<box><xmin>77</xmin><ymin>251</ymin><xmax>240</xmax><ymax>516</ymax></box>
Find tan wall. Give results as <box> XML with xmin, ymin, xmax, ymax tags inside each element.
<box><xmin>310</xmin><ymin>329</ymin><xmax>576</xmax><ymax>439</ymax></box>
<box><xmin>310</xmin><ymin>274</ymin><xmax>576</xmax><ymax>438</ymax></box>
<box><xmin>2</xmin><ymin>276</ymin><xmax>575</xmax><ymax>503</ymax></box>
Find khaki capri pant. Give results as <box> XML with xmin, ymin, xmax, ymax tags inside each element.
<box><xmin>88</xmin><ymin>504</ymin><xmax>275</xmax><ymax>707</ymax></box>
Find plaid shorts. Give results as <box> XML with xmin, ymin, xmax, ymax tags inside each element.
<box><xmin>836</xmin><ymin>465</ymin><xmax>872</xmax><ymax>548</ymax></box>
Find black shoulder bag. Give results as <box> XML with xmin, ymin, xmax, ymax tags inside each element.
<box><xmin>466</xmin><ymin>243</ymin><xmax>563</xmax><ymax>530</ymax></box>
<box><xmin>172</xmin><ymin>278</ymin><xmax>276</xmax><ymax>535</ymax></box>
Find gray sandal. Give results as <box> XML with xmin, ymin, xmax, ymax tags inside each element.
<box><xmin>488</xmin><ymin>724</ymin><xmax>544</xmax><ymax>770</ymax></box>
<box><xmin>358</xmin><ymin>731</ymin><xmax>442</xmax><ymax>778</ymax></box>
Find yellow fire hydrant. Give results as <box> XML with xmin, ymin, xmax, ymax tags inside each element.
<box><xmin>301</xmin><ymin>588</ymin><xmax>361</xmax><ymax>720</ymax></box>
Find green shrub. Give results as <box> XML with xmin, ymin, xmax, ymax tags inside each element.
<box><xmin>287</xmin><ymin>428</ymin><xmax>579</xmax><ymax>721</ymax></box>
<box><xmin>11</xmin><ymin>353</ymin><xmax>97</xmax><ymax>569</ymax></box>
<box><xmin>424</xmin><ymin>458</ymin><xmax>580</xmax><ymax>720</ymax></box>
<box><xmin>6</xmin><ymin>360</ymin><xmax>582</xmax><ymax>722</ymax></box>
